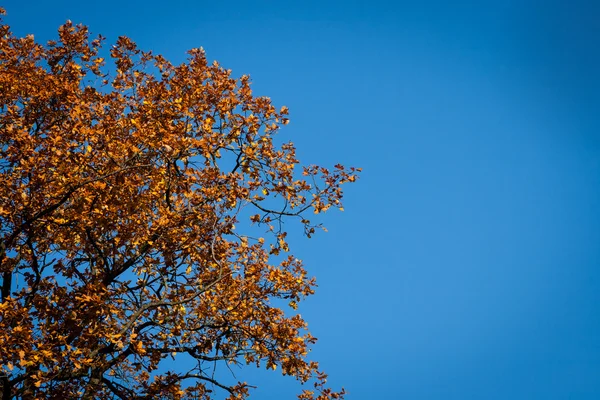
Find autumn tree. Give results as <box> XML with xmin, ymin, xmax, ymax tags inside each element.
<box><xmin>0</xmin><ymin>9</ymin><xmax>359</xmax><ymax>400</ymax></box>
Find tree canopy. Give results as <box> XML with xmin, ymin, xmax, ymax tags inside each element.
<box><xmin>0</xmin><ymin>9</ymin><xmax>359</xmax><ymax>399</ymax></box>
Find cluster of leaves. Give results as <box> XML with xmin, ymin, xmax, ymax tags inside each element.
<box><xmin>0</xmin><ymin>8</ymin><xmax>359</xmax><ymax>400</ymax></box>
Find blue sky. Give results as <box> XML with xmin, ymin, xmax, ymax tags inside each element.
<box><xmin>4</xmin><ymin>1</ymin><xmax>600</xmax><ymax>398</ymax></box>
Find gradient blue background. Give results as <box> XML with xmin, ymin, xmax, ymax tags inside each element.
<box><xmin>4</xmin><ymin>1</ymin><xmax>599</xmax><ymax>398</ymax></box>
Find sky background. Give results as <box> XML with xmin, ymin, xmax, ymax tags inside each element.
<box><xmin>3</xmin><ymin>1</ymin><xmax>600</xmax><ymax>398</ymax></box>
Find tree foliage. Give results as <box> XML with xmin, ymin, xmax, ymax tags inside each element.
<box><xmin>0</xmin><ymin>9</ymin><xmax>359</xmax><ymax>399</ymax></box>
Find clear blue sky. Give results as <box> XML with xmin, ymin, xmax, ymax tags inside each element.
<box><xmin>4</xmin><ymin>1</ymin><xmax>600</xmax><ymax>398</ymax></box>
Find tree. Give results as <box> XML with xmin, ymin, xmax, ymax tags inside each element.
<box><xmin>0</xmin><ymin>9</ymin><xmax>359</xmax><ymax>400</ymax></box>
